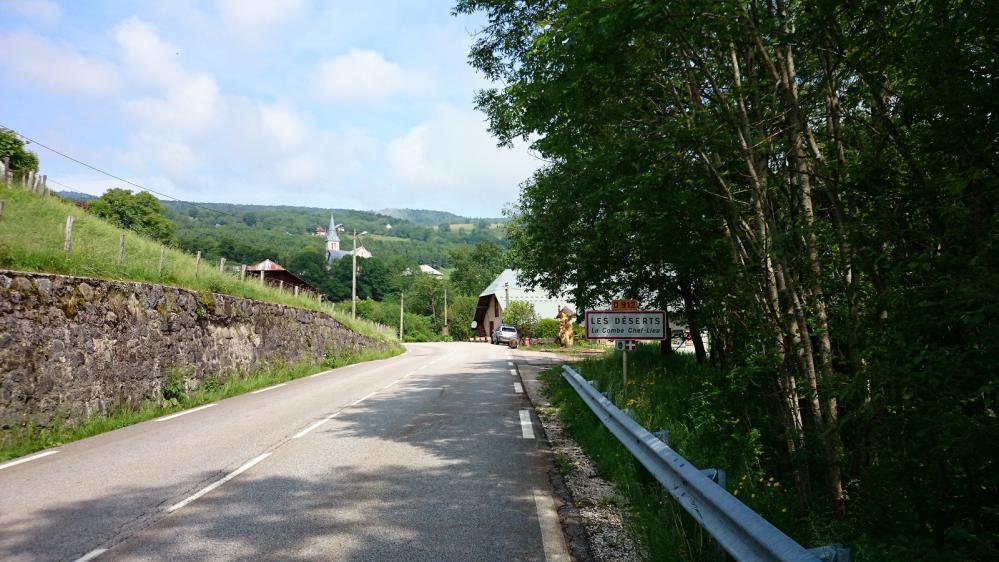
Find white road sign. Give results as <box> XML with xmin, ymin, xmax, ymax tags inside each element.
<box><xmin>585</xmin><ymin>310</ymin><xmax>666</xmax><ymax>340</ymax></box>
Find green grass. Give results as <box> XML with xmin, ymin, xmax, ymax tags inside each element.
<box><xmin>0</xmin><ymin>345</ymin><xmax>402</xmax><ymax>462</ymax></box>
<box><xmin>539</xmin><ymin>347</ymin><xmax>847</xmax><ymax>561</ymax></box>
<box><xmin>0</xmin><ymin>184</ymin><xmax>397</xmax><ymax>344</ymax></box>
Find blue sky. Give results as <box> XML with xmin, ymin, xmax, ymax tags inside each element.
<box><xmin>0</xmin><ymin>0</ymin><xmax>539</xmax><ymax>217</ymax></box>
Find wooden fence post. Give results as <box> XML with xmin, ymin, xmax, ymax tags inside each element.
<box><xmin>158</xmin><ymin>245</ymin><xmax>165</xmax><ymax>276</ymax></box>
<box><xmin>63</xmin><ymin>215</ymin><xmax>74</xmax><ymax>252</ymax></box>
<box><xmin>219</xmin><ymin>257</ymin><xmax>226</xmax><ymax>273</ymax></box>
<box><xmin>41</xmin><ymin>175</ymin><xmax>47</xmax><ymax>195</ymax></box>
<box><xmin>278</xmin><ymin>280</ymin><xmax>284</xmax><ymax>291</ymax></box>
<box><xmin>0</xmin><ymin>200</ymin><xmax>4</xmax><ymax>220</ymax></box>
<box><xmin>117</xmin><ymin>233</ymin><xmax>125</xmax><ymax>265</ymax></box>
<box><xmin>294</xmin><ymin>286</ymin><xmax>299</xmax><ymax>296</ymax></box>
<box><xmin>195</xmin><ymin>251</ymin><xmax>201</xmax><ymax>277</ymax></box>
<box><xmin>240</xmin><ymin>264</ymin><xmax>246</xmax><ymax>282</ymax></box>
<box><xmin>259</xmin><ymin>270</ymin><xmax>265</xmax><ymax>284</ymax></box>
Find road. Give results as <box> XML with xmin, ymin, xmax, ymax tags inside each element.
<box><xmin>0</xmin><ymin>342</ymin><xmax>570</xmax><ymax>561</ymax></box>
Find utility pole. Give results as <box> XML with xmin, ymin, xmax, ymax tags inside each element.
<box><xmin>399</xmin><ymin>293</ymin><xmax>405</xmax><ymax>341</ymax></box>
<box><xmin>442</xmin><ymin>286</ymin><xmax>449</xmax><ymax>337</ymax></box>
<box><xmin>351</xmin><ymin>229</ymin><xmax>357</xmax><ymax>319</ymax></box>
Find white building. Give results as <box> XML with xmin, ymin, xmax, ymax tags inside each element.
<box><xmin>473</xmin><ymin>269</ymin><xmax>574</xmax><ymax>337</ymax></box>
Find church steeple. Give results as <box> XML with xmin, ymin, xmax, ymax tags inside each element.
<box><xmin>326</xmin><ymin>214</ymin><xmax>340</xmax><ymax>251</ymax></box>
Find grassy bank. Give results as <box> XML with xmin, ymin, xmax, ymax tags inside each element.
<box><xmin>540</xmin><ymin>346</ymin><xmax>848</xmax><ymax>561</ymax></box>
<box><xmin>0</xmin><ymin>344</ymin><xmax>402</xmax><ymax>462</ymax></box>
<box><xmin>0</xmin><ymin>184</ymin><xmax>396</xmax><ymax>343</ymax></box>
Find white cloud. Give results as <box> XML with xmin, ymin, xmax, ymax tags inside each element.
<box><xmin>3</xmin><ymin>0</ymin><xmax>61</xmax><ymax>23</ymax></box>
<box><xmin>0</xmin><ymin>31</ymin><xmax>118</xmax><ymax>96</ymax></box>
<box><xmin>386</xmin><ymin>106</ymin><xmax>541</xmax><ymax>214</ymax></box>
<box><xmin>311</xmin><ymin>49</ymin><xmax>431</xmax><ymax>104</ymax></box>
<box><xmin>113</xmin><ymin>17</ymin><xmax>185</xmax><ymax>87</ymax></box>
<box><xmin>126</xmin><ymin>73</ymin><xmax>222</xmax><ymax>137</ymax></box>
<box><xmin>215</xmin><ymin>0</ymin><xmax>308</xmax><ymax>41</ymax></box>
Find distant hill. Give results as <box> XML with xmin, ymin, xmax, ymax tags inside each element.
<box><xmin>56</xmin><ymin>191</ymin><xmax>97</xmax><ymax>202</ymax></box>
<box><xmin>380</xmin><ymin>208</ymin><xmax>467</xmax><ymax>225</ymax></box>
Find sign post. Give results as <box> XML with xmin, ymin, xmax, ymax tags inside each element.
<box><xmin>593</xmin><ymin>301</ymin><xmax>663</xmax><ymax>401</ymax></box>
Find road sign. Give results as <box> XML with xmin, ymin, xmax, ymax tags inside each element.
<box><xmin>612</xmin><ymin>299</ymin><xmax>639</xmax><ymax>311</ymax></box>
<box><xmin>585</xmin><ymin>310</ymin><xmax>666</xmax><ymax>340</ymax></box>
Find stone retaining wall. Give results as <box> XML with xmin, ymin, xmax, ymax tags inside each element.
<box><xmin>0</xmin><ymin>270</ymin><xmax>387</xmax><ymax>428</ymax></box>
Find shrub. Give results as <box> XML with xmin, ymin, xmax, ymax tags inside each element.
<box><xmin>535</xmin><ymin>318</ymin><xmax>560</xmax><ymax>338</ymax></box>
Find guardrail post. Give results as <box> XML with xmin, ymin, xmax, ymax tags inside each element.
<box><xmin>701</xmin><ymin>468</ymin><xmax>726</xmax><ymax>490</ymax></box>
<box><xmin>653</xmin><ymin>429</ymin><xmax>670</xmax><ymax>446</ymax></box>
<box><xmin>808</xmin><ymin>545</ymin><xmax>850</xmax><ymax>562</ymax></box>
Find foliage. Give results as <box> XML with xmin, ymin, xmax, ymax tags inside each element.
<box><xmin>88</xmin><ymin>188</ymin><xmax>176</xmax><ymax>245</ymax></box>
<box><xmin>540</xmin><ymin>348</ymin><xmax>812</xmax><ymax>561</ymax></box>
<box><xmin>456</xmin><ymin>0</ymin><xmax>999</xmax><ymax>558</ymax></box>
<box><xmin>502</xmin><ymin>300</ymin><xmax>537</xmax><ymax>337</ymax></box>
<box><xmin>0</xmin><ymin>129</ymin><xmax>38</xmax><ymax>172</ymax></box>
<box><xmin>534</xmin><ymin>318</ymin><xmax>560</xmax><ymax>339</ymax></box>
<box><xmin>447</xmin><ymin>240</ymin><xmax>507</xmax><ymax>296</ymax></box>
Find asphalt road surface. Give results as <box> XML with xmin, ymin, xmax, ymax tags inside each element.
<box><xmin>0</xmin><ymin>342</ymin><xmax>570</xmax><ymax>561</ymax></box>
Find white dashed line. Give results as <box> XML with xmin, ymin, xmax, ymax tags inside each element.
<box><xmin>155</xmin><ymin>404</ymin><xmax>216</xmax><ymax>422</ymax></box>
<box><xmin>251</xmin><ymin>383</ymin><xmax>287</xmax><ymax>394</ymax></box>
<box><xmin>385</xmin><ymin>379</ymin><xmax>402</xmax><ymax>388</ymax></box>
<box><xmin>0</xmin><ymin>450</ymin><xmax>59</xmax><ymax>471</ymax></box>
<box><xmin>72</xmin><ymin>548</ymin><xmax>108</xmax><ymax>562</ymax></box>
<box><xmin>519</xmin><ymin>409</ymin><xmax>535</xmax><ymax>439</ymax></box>
<box><xmin>507</xmin><ymin>361</ymin><xmax>514</xmax><ymax>366</ymax></box>
<box><xmin>292</xmin><ymin>413</ymin><xmax>339</xmax><ymax>439</ymax></box>
<box><xmin>514</xmin><ymin>382</ymin><xmax>524</xmax><ymax>394</ymax></box>
<box><xmin>510</xmin><ymin>368</ymin><xmax>518</xmax><ymax>376</ymax></box>
<box><xmin>350</xmin><ymin>391</ymin><xmax>377</xmax><ymax>406</ymax></box>
<box><xmin>168</xmin><ymin>453</ymin><xmax>271</xmax><ymax>512</ymax></box>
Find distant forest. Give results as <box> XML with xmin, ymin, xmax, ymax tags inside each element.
<box><xmin>156</xmin><ymin>200</ymin><xmax>506</xmax><ymax>270</ymax></box>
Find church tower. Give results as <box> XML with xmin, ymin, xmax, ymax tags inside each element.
<box><xmin>325</xmin><ymin>214</ymin><xmax>342</xmax><ymax>262</ymax></box>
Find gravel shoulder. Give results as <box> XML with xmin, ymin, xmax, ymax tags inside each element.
<box><xmin>515</xmin><ymin>351</ymin><xmax>640</xmax><ymax>562</ymax></box>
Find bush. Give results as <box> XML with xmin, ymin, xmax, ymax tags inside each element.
<box><xmin>535</xmin><ymin>318</ymin><xmax>560</xmax><ymax>338</ymax></box>
<box><xmin>503</xmin><ymin>300</ymin><xmax>537</xmax><ymax>337</ymax></box>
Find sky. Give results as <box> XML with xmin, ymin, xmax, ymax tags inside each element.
<box><xmin>0</xmin><ymin>0</ymin><xmax>541</xmax><ymax>217</ymax></box>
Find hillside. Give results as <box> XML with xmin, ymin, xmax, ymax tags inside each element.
<box><xmin>380</xmin><ymin>208</ymin><xmax>508</xmax><ymax>226</ymax></box>
<box><xmin>158</xmin><ymin>199</ymin><xmax>506</xmax><ymax>274</ymax></box>
<box><xmin>0</xmin><ymin>184</ymin><xmax>396</xmax><ymax>343</ymax></box>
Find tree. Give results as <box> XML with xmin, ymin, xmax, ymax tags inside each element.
<box><xmin>89</xmin><ymin>189</ymin><xmax>176</xmax><ymax>245</ymax></box>
<box><xmin>448</xmin><ymin>240</ymin><xmax>506</xmax><ymax>296</ymax></box>
<box><xmin>501</xmin><ymin>300</ymin><xmax>537</xmax><ymax>338</ymax></box>
<box><xmin>0</xmin><ymin>129</ymin><xmax>39</xmax><ymax>172</ymax></box>
<box><xmin>456</xmin><ymin>0</ymin><xmax>999</xmax><ymax>556</ymax></box>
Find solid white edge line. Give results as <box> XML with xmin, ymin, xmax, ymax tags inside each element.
<box><xmin>534</xmin><ymin>490</ymin><xmax>571</xmax><ymax>562</ymax></box>
<box><xmin>168</xmin><ymin>453</ymin><xmax>271</xmax><ymax>512</ymax></box>
<box><xmin>0</xmin><ymin>450</ymin><xmax>59</xmax><ymax>471</ymax></box>
<box><xmin>154</xmin><ymin>403</ymin><xmax>216</xmax><ymax>422</ymax></box>
<box><xmin>292</xmin><ymin>412</ymin><xmax>339</xmax><ymax>439</ymax></box>
<box><xmin>251</xmin><ymin>383</ymin><xmax>287</xmax><ymax>394</ymax></box>
<box><xmin>309</xmin><ymin>369</ymin><xmax>334</xmax><ymax>378</ymax></box>
<box><xmin>72</xmin><ymin>548</ymin><xmax>108</xmax><ymax>562</ymax></box>
<box><xmin>519</xmin><ymin>409</ymin><xmax>536</xmax><ymax>439</ymax></box>
<box><xmin>514</xmin><ymin>382</ymin><xmax>524</xmax><ymax>394</ymax></box>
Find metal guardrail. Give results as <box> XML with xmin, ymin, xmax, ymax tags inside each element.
<box><xmin>561</xmin><ymin>365</ymin><xmax>849</xmax><ymax>562</ymax></box>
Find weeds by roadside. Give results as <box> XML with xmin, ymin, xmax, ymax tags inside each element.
<box><xmin>539</xmin><ymin>347</ymin><xmax>851</xmax><ymax>561</ymax></box>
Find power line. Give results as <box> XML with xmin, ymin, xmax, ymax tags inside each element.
<box><xmin>1</xmin><ymin>125</ymin><xmax>244</xmax><ymax>220</ymax></box>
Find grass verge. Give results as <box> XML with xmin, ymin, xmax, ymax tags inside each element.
<box><xmin>0</xmin><ymin>344</ymin><xmax>403</xmax><ymax>463</ymax></box>
<box><xmin>539</xmin><ymin>346</ymin><xmax>848</xmax><ymax>561</ymax></box>
<box><xmin>0</xmin><ymin>184</ymin><xmax>396</xmax><ymax>344</ymax></box>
